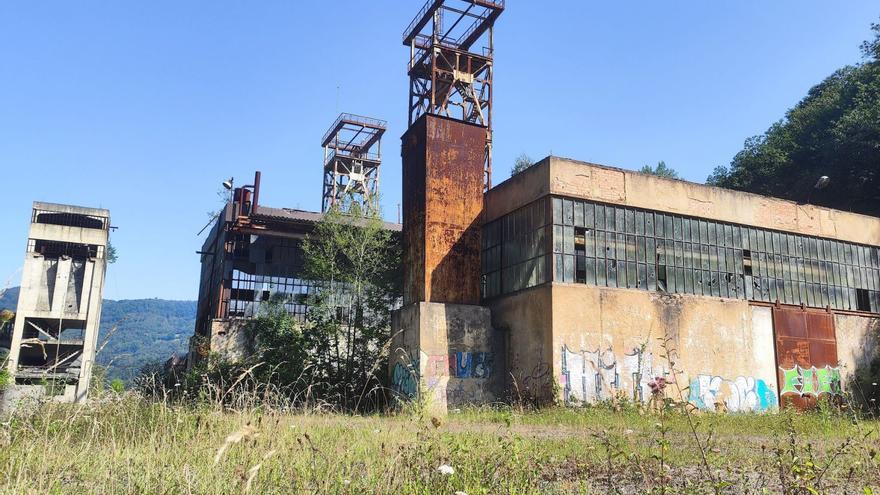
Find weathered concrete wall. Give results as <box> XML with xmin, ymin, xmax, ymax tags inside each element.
<box><xmin>8</xmin><ymin>202</ymin><xmax>109</xmax><ymax>404</ymax></box>
<box><xmin>549</xmin><ymin>283</ymin><xmax>779</xmax><ymax>412</ymax></box>
<box><xmin>389</xmin><ymin>302</ymin><xmax>501</xmax><ymax>413</ymax></box>
<box><xmin>835</xmin><ymin>313</ymin><xmax>880</xmax><ymax>401</ymax></box>
<box><xmin>486</xmin><ymin>284</ymin><xmax>554</xmax><ymax>404</ymax></box>
<box><xmin>485</xmin><ymin>156</ymin><xmax>880</xmax><ymax>246</ymax></box>
<box><xmin>209</xmin><ymin>319</ymin><xmax>254</xmax><ymax>363</ymax></box>
<box><xmin>0</xmin><ymin>385</ymin><xmax>45</xmax><ymax>416</ymax></box>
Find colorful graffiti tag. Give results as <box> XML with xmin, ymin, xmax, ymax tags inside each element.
<box><xmin>391</xmin><ymin>359</ymin><xmax>418</xmax><ymax>398</ymax></box>
<box><xmin>688</xmin><ymin>375</ymin><xmax>778</xmax><ymax>412</ymax></box>
<box><xmin>561</xmin><ymin>346</ymin><xmax>660</xmax><ymax>404</ymax></box>
<box><xmin>779</xmin><ymin>365</ymin><xmax>842</xmax><ymax>397</ymax></box>
<box><xmin>450</xmin><ymin>351</ymin><xmax>493</xmax><ymax>379</ymax></box>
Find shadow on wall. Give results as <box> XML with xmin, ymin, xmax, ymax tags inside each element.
<box><xmin>847</xmin><ymin>318</ymin><xmax>880</xmax><ymax>410</ymax></box>
<box><xmin>429</xmin><ymin>213</ymin><xmax>482</xmax><ymax>305</ymax></box>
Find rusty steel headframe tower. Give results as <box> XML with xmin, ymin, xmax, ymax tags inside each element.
<box><xmin>321</xmin><ymin>113</ymin><xmax>387</xmax><ymax>213</ymax></box>
<box><xmin>404</xmin><ymin>0</ymin><xmax>504</xmax><ymax>189</ymax></box>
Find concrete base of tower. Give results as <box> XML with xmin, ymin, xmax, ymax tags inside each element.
<box><xmin>389</xmin><ymin>302</ymin><xmax>504</xmax><ymax>414</ymax></box>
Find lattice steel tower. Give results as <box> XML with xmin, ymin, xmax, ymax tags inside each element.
<box><xmin>321</xmin><ymin>113</ymin><xmax>387</xmax><ymax>213</ymax></box>
<box><xmin>404</xmin><ymin>0</ymin><xmax>504</xmax><ymax>188</ymax></box>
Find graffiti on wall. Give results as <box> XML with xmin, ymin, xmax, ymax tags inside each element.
<box><xmin>391</xmin><ymin>358</ymin><xmax>419</xmax><ymax>398</ymax></box>
<box><xmin>622</xmin><ymin>347</ymin><xmax>656</xmax><ymax>402</ymax></box>
<box><xmin>561</xmin><ymin>346</ymin><xmax>661</xmax><ymax>404</ymax></box>
<box><xmin>688</xmin><ymin>375</ymin><xmax>778</xmax><ymax>412</ymax></box>
<box><xmin>450</xmin><ymin>351</ymin><xmax>493</xmax><ymax>379</ymax></box>
<box><xmin>393</xmin><ymin>351</ymin><xmax>495</xmax><ymax>402</ymax></box>
<box><xmin>779</xmin><ymin>365</ymin><xmax>842</xmax><ymax>397</ymax></box>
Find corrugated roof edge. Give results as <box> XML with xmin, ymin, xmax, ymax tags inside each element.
<box><xmin>252</xmin><ymin>206</ymin><xmax>402</xmax><ymax>232</ymax></box>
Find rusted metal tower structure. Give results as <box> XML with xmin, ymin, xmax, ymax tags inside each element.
<box><xmin>321</xmin><ymin>113</ymin><xmax>387</xmax><ymax>214</ymax></box>
<box><xmin>404</xmin><ymin>0</ymin><xmax>504</xmax><ymax>189</ymax></box>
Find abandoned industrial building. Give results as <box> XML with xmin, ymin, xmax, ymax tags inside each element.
<box><xmin>4</xmin><ymin>202</ymin><xmax>111</xmax><ymax>404</ymax></box>
<box><xmin>191</xmin><ymin>114</ymin><xmax>401</xmax><ymax>362</ymax></box>
<box><xmin>186</xmin><ymin>0</ymin><xmax>880</xmax><ymax>415</ymax></box>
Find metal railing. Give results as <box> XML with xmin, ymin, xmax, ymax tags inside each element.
<box><xmin>321</xmin><ymin>113</ymin><xmax>387</xmax><ymax>147</ymax></box>
<box><xmin>403</xmin><ymin>0</ymin><xmax>505</xmax><ymax>42</ymax></box>
<box><xmin>324</xmin><ymin>148</ymin><xmax>381</xmax><ymax>166</ymax></box>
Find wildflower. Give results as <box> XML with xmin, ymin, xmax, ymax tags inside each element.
<box><xmin>454</xmin><ymin>492</ymin><xmax>468</xmax><ymax>495</ymax></box>
<box><xmin>648</xmin><ymin>376</ymin><xmax>669</xmax><ymax>396</ymax></box>
<box><xmin>343</xmin><ymin>479</ymin><xmax>351</xmax><ymax>485</ymax></box>
<box><xmin>437</xmin><ymin>464</ymin><xmax>455</xmax><ymax>475</ymax></box>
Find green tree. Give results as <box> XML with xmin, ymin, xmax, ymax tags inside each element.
<box><xmin>243</xmin><ymin>200</ymin><xmax>401</xmax><ymax>410</ymax></box>
<box><xmin>510</xmin><ymin>153</ymin><xmax>534</xmax><ymax>176</ymax></box>
<box><xmin>708</xmin><ymin>21</ymin><xmax>880</xmax><ymax>215</ymax></box>
<box><xmin>106</xmin><ymin>242</ymin><xmax>118</xmax><ymax>264</ymax></box>
<box><xmin>639</xmin><ymin>161</ymin><xmax>680</xmax><ymax>179</ymax></box>
<box><xmin>299</xmin><ymin>200</ymin><xmax>401</xmax><ymax>409</ymax></box>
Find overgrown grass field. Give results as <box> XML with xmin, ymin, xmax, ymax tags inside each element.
<box><xmin>1</xmin><ymin>396</ymin><xmax>879</xmax><ymax>494</ymax></box>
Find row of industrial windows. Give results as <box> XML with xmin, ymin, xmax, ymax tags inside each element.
<box><xmin>226</xmin><ymin>270</ymin><xmax>358</xmax><ymax>323</ymax></box>
<box><xmin>481</xmin><ymin>196</ymin><xmax>880</xmax><ymax>314</ymax></box>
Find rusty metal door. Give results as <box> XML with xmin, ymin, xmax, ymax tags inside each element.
<box><xmin>773</xmin><ymin>307</ymin><xmax>841</xmax><ymax>410</ymax></box>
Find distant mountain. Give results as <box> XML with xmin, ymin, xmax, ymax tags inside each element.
<box><xmin>0</xmin><ymin>286</ymin><xmax>194</xmax><ymax>384</ymax></box>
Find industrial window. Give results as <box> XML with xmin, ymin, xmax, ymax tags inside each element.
<box><xmin>27</xmin><ymin>239</ymin><xmax>103</xmax><ymax>259</ymax></box>
<box><xmin>226</xmin><ymin>270</ymin><xmax>322</xmax><ymax>321</ymax></box>
<box><xmin>543</xmin><ymin>197</ymin><xmax>880</xmax><ymax>314</ymax></box>
<box><xmin>481</xmin><ymin>198</ymin><xmax>550</xmax><ymax>298</ymax></box>
<box><xmin>32</xmin><ymin>209</ymin><xmax>108</xmax><ymax>230</ymax></box>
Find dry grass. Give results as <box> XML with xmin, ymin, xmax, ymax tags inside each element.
<box><xmin>0</xmin><ymin>394</ymin><xmax>879</xmax><ymax>494</ymax></box>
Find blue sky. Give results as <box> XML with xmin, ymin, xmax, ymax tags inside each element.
<box><xmin>1</xmin><ymin>1</ymin><xmax>877</xmax><ymax>301</ymax></box>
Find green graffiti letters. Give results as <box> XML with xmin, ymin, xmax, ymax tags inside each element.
<box><xmin>779</xmin><ymin>367</ymin><xmax>801</xmax><ymax>395</ymax></box>
<box><xmin>779</xmin><ymin>365</ymin><xmax>842</xmax><ymax>397</ymax></box>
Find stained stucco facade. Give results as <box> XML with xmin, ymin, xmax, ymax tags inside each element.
<box><xmin>480</xmin><ymin>156</ymin><xmax>880</xmax><ymax>412</ymax></box>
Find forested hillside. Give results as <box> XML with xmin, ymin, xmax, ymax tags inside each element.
<box><xmin>708</xmin><ymin>22</ymin><xmax>880</xmax><ymax>216</ymax></box>
<box><xmin>0</xmin><ymin>287</ymin><xmax>194</xmax><ymax>383</ymax></box>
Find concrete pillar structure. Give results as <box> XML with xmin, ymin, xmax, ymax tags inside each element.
<box><xmin>6</xmin><ymin>202</ymin><xmax>110</xmax><ymax>403</ymax></box>
<box><xmin>391</xmin><ymin>115</ymin><xmax>501</xmax><ymax>413</ymax></box>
